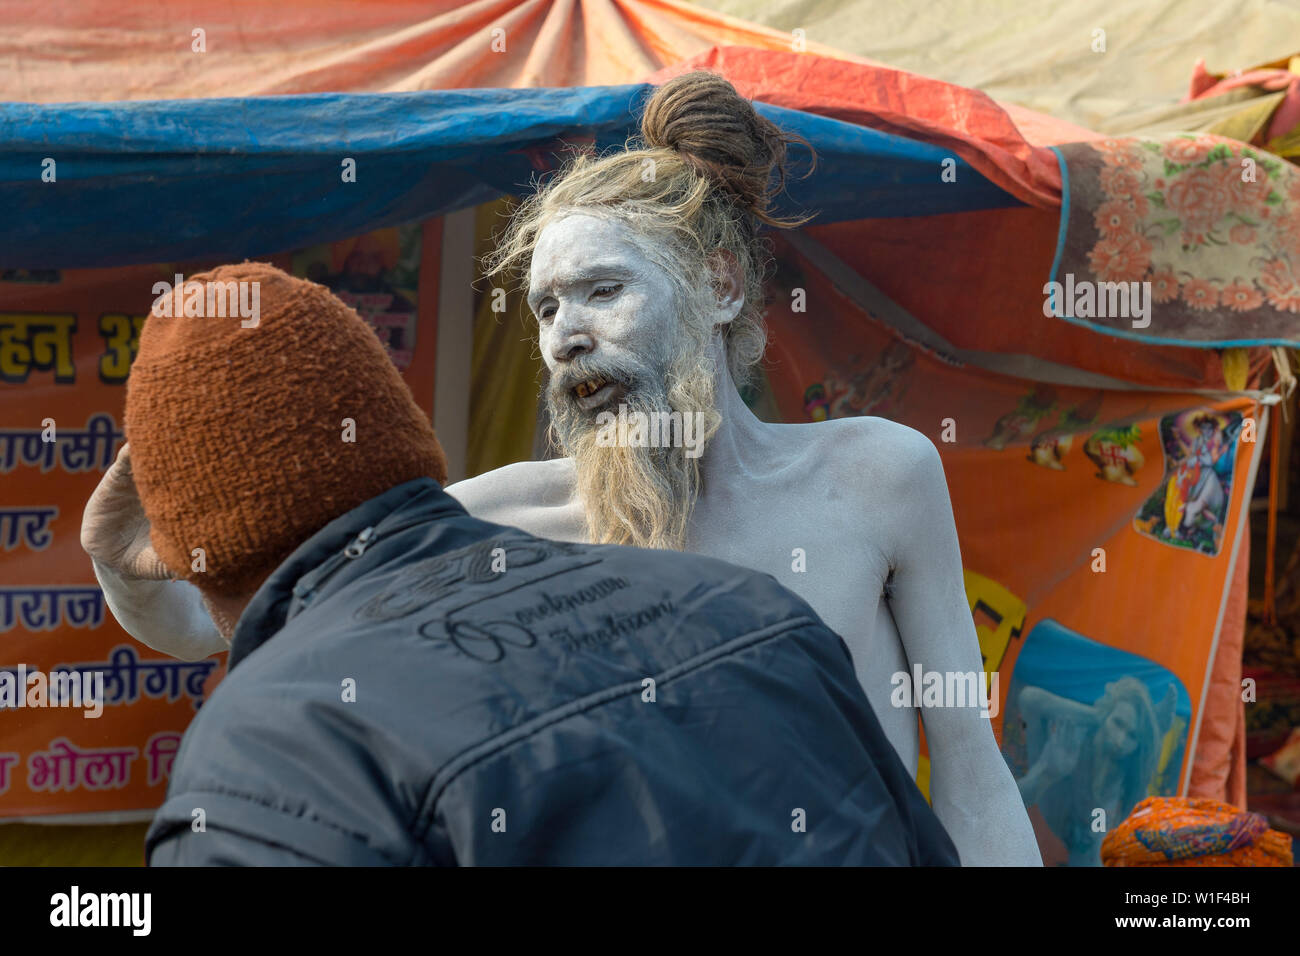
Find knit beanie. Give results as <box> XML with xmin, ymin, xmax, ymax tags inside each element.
<box><xmin>126</xmin><ymin>261</ymin><xmax>448</xmax><ymax>597</ymax></box>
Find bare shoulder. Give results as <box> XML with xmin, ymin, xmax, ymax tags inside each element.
<box><xmin>773</xmin><ymin>416</ymin><xmax>941</xmax><ymax>485</ymax></box>
<box><xmin>445</xmin><ymin>458</ymin><xmax>575</xmax><ymax>510</ymax></box>
<box><xmin>444</xmin><ymin>458</ymin><xmax>577</xmax><ymax>526</ymax></box>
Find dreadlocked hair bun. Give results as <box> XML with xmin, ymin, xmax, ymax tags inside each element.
<box><xmin>640</xmin><ymin>70</ymin><xmax>811</xmax><ymax>228</ymax></box>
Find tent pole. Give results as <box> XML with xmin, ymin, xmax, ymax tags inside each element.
<box><xmin>434</xmin><ymin>208</ymin><xmax>477</xmax><ymax>483</ymax></box>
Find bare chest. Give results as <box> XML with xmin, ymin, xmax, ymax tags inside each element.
<box><xmin>467</xmin><ymin>468</ymin><xmax>898</xmax><ymax>646</ymax></box>
<box><xmin>454</xmin><ymin>463</ymin><xmax>920</xmax><ymax>767</ymax></box>
<box><xmin>686</xmin><ymin>497</ymin><xmax>894</xmax><ymax>647</ymax></box>
<box><xmin>686</xmin><ymin>493</ymin><xmax>918</xmax><ymax>769</ymax></box>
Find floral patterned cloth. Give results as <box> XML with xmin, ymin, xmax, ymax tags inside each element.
<box><xmin>1055</xmin><ymin>133</ymin><xmax>1300</xmax><ymax>343</ymax></box>
<box><xmin>1102</xmin><ymin>796</ymin><xmax>1293</xmax><ymax>867</ymax></box>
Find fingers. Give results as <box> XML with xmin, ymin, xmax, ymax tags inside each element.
<box><xmin>80</xmin><ymin>455</ymin><xmax>124</xmax><ymax>556</ymax></box>
<box><xmin>81</xmin><ymin>441</ymin><xmax>160</xmax><ymax>576</ymax></box>
<box><xmin>82</xmin><ymin>446</ymin><xmax>134</xmax><ymax>554</ymax></box>
<box><xmin>125</xmin><ymin>541</ymin><xmax>174</xmax><ymax>581</ymax></box>
<box><xmin>86</xmin><ymin>443</ymin><xmax>138</xmax><ymax>511</ymax></box>
<box><xmin>82</xmin><ymin>441</ymin><xmax>173</xmax><ymax>581</ymax></box>
<box><xmin>101</xmin><ymin>442</ymin><xmax>137</xmax><ymax>496</ymax></box>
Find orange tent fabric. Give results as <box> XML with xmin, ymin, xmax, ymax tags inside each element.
<box><xmin>4</xmin><ymin>0</ymin><xmax>1093</xmax><ymax>204</ymax></box>
<box><xmin>651</xmin><ymin>46</ymin><xmax>1081</xmax><ymax>209</ymax></box>
<box><xmin>2</xmin><ymin>0</ymin><xmax>1255</xmax><ymax>854</ymax></box>
<box><xmin>2</xmin><ymin>0</ymin><xmax>855</xmax><ymax>100</ymax></box>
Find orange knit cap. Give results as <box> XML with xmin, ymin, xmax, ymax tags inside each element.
<box><xmin>125</xmin><ymin>261</ymin><xmax>447</xmax><ymax>597</ymax></box>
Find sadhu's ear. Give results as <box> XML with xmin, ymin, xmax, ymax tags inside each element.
<box><xmin>707</xmin><ymin>249</ymin><xmax>744</xmax><ymax>328</ymax></box>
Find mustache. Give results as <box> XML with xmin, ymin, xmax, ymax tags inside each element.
<box><xmin>547</xmin><ymin>354</ymin><xmax>653</xmax><ymax>400</ymax></box>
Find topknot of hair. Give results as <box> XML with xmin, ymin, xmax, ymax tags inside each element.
<box><xmin>639</xmin><ymin>71</ymin><xmax>812</xmax><ymax>229</ymax></box>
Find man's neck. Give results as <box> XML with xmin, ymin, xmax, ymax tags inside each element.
<box><xmin>697</xmin><ymin>336</ymin><xmax>778</xmax><ymax>489</ymax></box>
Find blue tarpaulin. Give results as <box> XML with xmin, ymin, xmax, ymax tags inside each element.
<box><xmin>0</xmin><ymin>85</ymin><xmax>1021</xmax><ymax>269</ymax></box>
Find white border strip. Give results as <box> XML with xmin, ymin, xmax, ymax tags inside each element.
<box><xmin>1180</xmin><ymin>402</ymin><xmax>1268</xmax><ymax>794</ymax></box>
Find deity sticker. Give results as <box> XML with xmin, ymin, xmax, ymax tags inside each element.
<box><xmin>808</xmin><ymin>341</ymin><xmax>915</xmax><ymax>421</ymax></box>
<box><xmin>1133</xmin><ymin>409</ymin><xmax>1242</xmax><ymax>556</ymax></box>
<box><xmin>985</xmin><ymin>385</ymin><xmax>1058</xmax><ymax>450</ymax></box>
<box><xmin>803</xmin><ymin>383</ymin><xmax>830</xmax><ymax>422</ymax></box>
<box><xmin>1027</xmin><ymin>392</ymin><xmax>1103</xmax><ymax>471</ymax></box>
<box><xmin>1083</xmin><ymin>422</ymin><xmax>1145</xmax><ymax>486</ymax></box>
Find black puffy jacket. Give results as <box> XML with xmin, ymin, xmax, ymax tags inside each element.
<box><xmin>146</xmin><ymin>477</ymin><xmax>958</xmax><ymax>866</ymax></box>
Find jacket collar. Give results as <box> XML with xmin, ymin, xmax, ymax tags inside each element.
<box><xmin>227</xmin><ymin>477</ymin><xmax>463</xmax><ymax>669</ymax></box>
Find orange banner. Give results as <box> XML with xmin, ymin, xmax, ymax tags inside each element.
<box><xmin>762</xmin><ymin>244</ymin><xmax>1263</xmax><ymax>865</ymax></box>
<box><xmin>0</xmin><ymin>223</ymin><xmax>439</xmax><ymax>819</ymax></box>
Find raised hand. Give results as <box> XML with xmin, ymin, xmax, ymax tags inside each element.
<box><xmin>80</xmin><ymin>443</ymin><xmax>172</xmax><ymax>580</ymax></box>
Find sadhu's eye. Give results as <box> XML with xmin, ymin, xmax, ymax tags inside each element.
<box><xmin>537</xmin><ymin>304</ymin><xmax>556</xmax><ymax>321</ymax></box>
<box><xmin>592</xmin><ymin>284</ymin><xmax>622</xmax><ymax>299</ymax></box>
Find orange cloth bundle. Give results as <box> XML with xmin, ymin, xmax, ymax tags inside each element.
<box><xmin>1102</xmin><ymin>796</ymin><xmax>1292</xmax><ymax>867</ymax></box>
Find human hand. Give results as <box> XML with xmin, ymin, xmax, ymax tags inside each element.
<box><xmin>80</xmin><ymin>443</ymin><xmax>172</xmax><ymax>580</ymax></box>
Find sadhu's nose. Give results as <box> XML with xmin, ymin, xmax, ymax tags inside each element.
<box><xmin>552</xmin><ymin>329</ymin><xmax>595</xmax><ymax>363</ymax></box>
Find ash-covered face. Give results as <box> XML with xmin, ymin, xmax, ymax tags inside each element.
<box><xmin>527</xmin><ymin>212</ymin><xmax>720</xmax><ymax>549</ymax></box>
<box><xmin>529</xmin><ymin>213</ymin><xmax>684</xmax><ymax>421</ymax></box>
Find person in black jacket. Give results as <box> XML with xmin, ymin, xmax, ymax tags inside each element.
<box><xmin>115</xmin><ymin>262</ymin><xmax>957</xmax><ymax>865</ymax></box>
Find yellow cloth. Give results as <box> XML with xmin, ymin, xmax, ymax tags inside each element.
<box><xmin>0</xmin><ymin>823</ymin><xmax>148</xmax><ymax>866</ymax></box>
<box><xmin>466</xmin><ymin>200</ymin><xmax>546</xmax><ymax>478</ymax></box>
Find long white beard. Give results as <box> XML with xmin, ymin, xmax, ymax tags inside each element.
<box><xmin>548</xmin><ymin>338</ymin><xmax>721</xmax><ymax>550</ymax></box>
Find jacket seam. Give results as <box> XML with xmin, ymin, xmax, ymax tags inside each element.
<box><xmin>411</xmin><ymin>614</ymin><xmax>820</xmax><ymax>842</ymax></box>
<box><xmin>229</xmin><ymin>478</ymin><xmax>454</xmax><ymax>669</ymax></box>
<box><xmin>155</xmin><ymin>782</ymin><xmax>407</xmax><ymax>865</ymax></box>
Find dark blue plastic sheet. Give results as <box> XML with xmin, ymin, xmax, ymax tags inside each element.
<box><xmin>0</xmin><ymin>85</ymin><xmax>1021</xmax><ymax>268</ymax></box>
